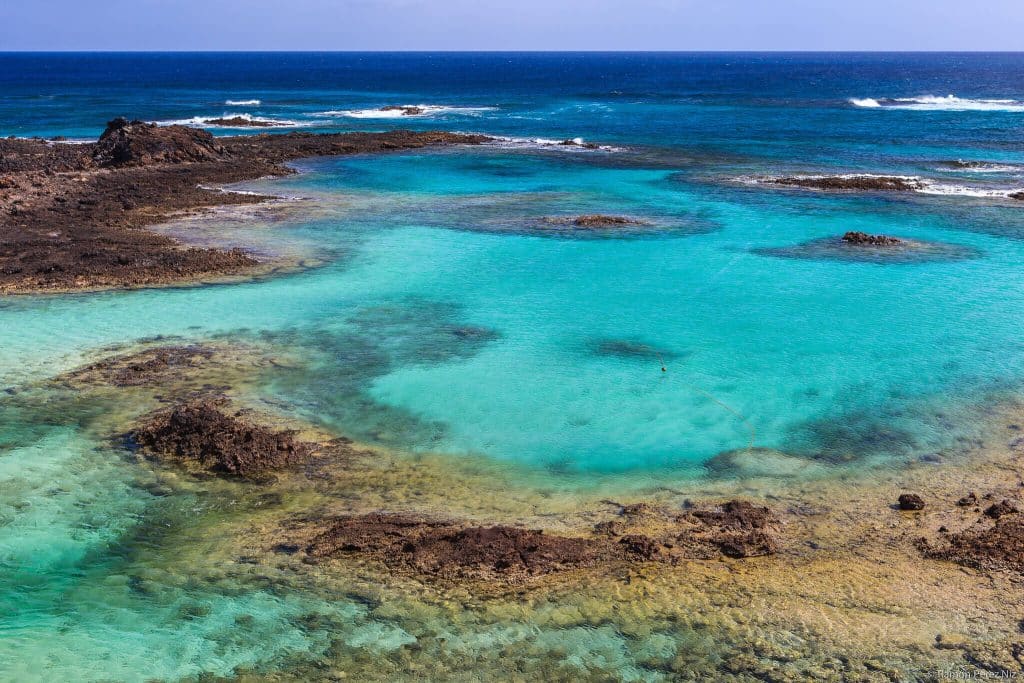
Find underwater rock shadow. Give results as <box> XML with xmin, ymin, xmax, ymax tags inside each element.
<box><xmin>257</xmin><ymin>299</ymin><xmax>501</xmax><ymax>450</ymax></box>
<box><xmin>753</xmin><ymin>234</ymin><xmax>981</xmax><ymax>265</ymax></box>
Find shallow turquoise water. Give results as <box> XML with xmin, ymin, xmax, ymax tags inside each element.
<box><xmin>5</xmin><ymin>53</ymin><xmax>1024</xmax><ymax>680</ymax></box>
<box><xmin>4</xmin><ymin>148</ymin><xmax>1023</xmax><ymax>475</ymax></box>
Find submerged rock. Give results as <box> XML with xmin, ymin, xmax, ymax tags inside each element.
<box><xmin>299</xmin><ymin>499</ymin><xmax>780</xmax><ymax>582</ymax></box>
<box><xmin>755</xmin><ymin>234</ymin><xmax>978</xmax><ymax>265</ymax></box>
<box><xmin>93</xmin><ymin>118</ymin><xmax>228</xmax><ymax>167</ymax></box>
<box><xmin>921</xmin><ymin>515</ymin><xmax>1024</xmax><ymax>574</ymax></box>
<box><xmin>897</xmin><ymin>493</ymin><xmax>926</xmax><ymax>511</ymax></box>
<box><xmin>66</xmin><ymin>344</ymin><xmax>215</xmax><ymax>387</ymax></box>
<box><xmin>841</xmin><ymin>231</ymin><xmax>904</xmax><ymax>246</ymax></box>
<box><xmin>767</xmin><ymin>174</ymin><xmax>924</xmax><ymax>192</ymax></box>
<box><xmin>591</xmin><ymin>338</ymin><xmax>676</xmax><ymax>361</ymax></box>
<box><xmin>306</xmin><ymin>514</ymin><xmax>601</xmax><ymax>581</ymax></box>
<box><xmin>984</xmin><ymin>499</ymin><xmax>1019</xmax><ymax>519</ymax></box>
<box><xmin>132</xmin><ymin>399</ymin><xmax>312</xmax><ymax>476</ymax></box>
<box><xmin>540</xmin><ymin>214</ymin><xmax>648</xmax><ymax>230</ymax></box>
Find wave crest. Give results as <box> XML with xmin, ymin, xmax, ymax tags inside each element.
<box><xmin>319</xmin><ymin>104</ymin><xmax>497</xmax><ymax>119</ymax></box>
<box><xmin>850</xmin><ymin>94</ymin><xmax>1024</xmax><ymax>112</ymax></box>
<box><xmin>156</xmin><ymin>113</ymin><xmax>317</xmax><ymax>129</ymax></box>
<box><xmin>225</xmin><ymin>99</ymin><xmax>262</xmax><ymax>106</ymax></box>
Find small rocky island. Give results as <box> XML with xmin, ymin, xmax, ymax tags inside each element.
<box><xmin>203</xmin><ymin>116</ymin><xmax>279</xmax><ymax>128</ymax></box>
<box><xmin>841</xmin><ymin>231</ymin><xmax>904</xmax><ymax>246</ymax></box>
<box><xmin>766</xmin><ymin>175</ymin><xmax>925</xmax><ymax>191</ymax></box>
<box><xmin>380</xmin><ymin>105</ymin><xmax>426</xmax><ymax>116</ymax></box>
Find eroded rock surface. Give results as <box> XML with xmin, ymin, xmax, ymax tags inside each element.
<box><xmin>133</xmin><ymin>399</ymin><xmax>312</xmax><ymax>476</ymax></box>
<box><xmin>298</xmin><ymin>499</ymin><xmax>780</xmax><ymax>582</ymax></box>
<box><xmin>768</xmin><ymin>175</ymin><xmax>924</xmax><ymax>192</ymax></box>
<box><xmin>842</xmin><ymin>231</ymin><xmax>904</xmax><ymax>246</ymax></box>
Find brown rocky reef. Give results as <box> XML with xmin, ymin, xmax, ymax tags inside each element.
<box><xmin>0</xmin><ymin>121</ymin><xmax>489</xmax><ymax>293</ymax></box>
<box><xmin>541</xmin><ymin>215</ymin><xmax>648</xmax><ymax>229</ymax></box>
<box><xmin>133</xmin><ymin>399</ymin><xmax>312</xmax><ymax>477</ymax></box>
<box><xmin>919</xmin><ymin>494</ymin><xmax>1024</xmax><ymax>573</ymax></box>
<box><xmin>298</xmin><ymin>499</ymin><xmax>780</xmax><ymax>583</ymax></box>
<box><xmin>65</xmin><ymin>344</ymin><xmax>215</xmax><ymax>388</ymax></box>
<box><xmin>769</xmin><ymin>175</ymin><xmax>924</xmax><ymax>192</ymax></box>
<box><xmin>842</xmin><ymin>231</ymin><xmax>904</xmax><ymax>246</ymax></box>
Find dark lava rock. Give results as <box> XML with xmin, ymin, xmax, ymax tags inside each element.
<box><xmin>921</xmin><ymin>515</ymin><xmax>1024</xmax><ymax>574</ymax></box>
<box><xmin>132</xmin><ymin>399</ymin><xmax>312</xmax><ymax>476</ymax></box>
<box><xmin>204</xmin><ymin>117</ymin><xmax>276</xmax><ymax>128</ymax></box>
<box><xmin>688</xmin><ymin>500</ymin><xmax>779</xmax><ymax>557</ymax></box>
<box><xmin>300</xmin><ymin>499</ymin><xmax>781</xmax><ymax>582</ymax></box>
<box><xmin>898</xmin><ymin>493</ymin><xmax>926</xmax><ymax>511</ymax></box>
<box><xmin>306</xmin><ymin>514</ymin><xmax>599</xmax><ymax>581</ymax></box>
<box><xmin>560</xmin><ymin>139</ymin><xmax>600</xmax><ymax>149</ymax></box>
<box><xmin>1010</xmin><ymin>191</ymin><xmax>1024</xmax><ymax>201</ymax></box>
<box><xmin>93</xmin><ymin>118</ymin><xmax>228</xmax><ymax>167</ymax></box>
<box><xmin>571</xmin><ymin>214</ymin><xmax>643</xmax><ymax>228</ymax></box>
<box><xmin>957</xmin><ymin>492</ymin><xmax>979</xmax><ymax>507</ymax></box>
<box><xmin>380</xmin><ymin>105</ymin><xmax>425</xmax><ymax>116</ymax></box>
<box><xmin>984</xmin><ymin>499</ymin><xmax>1020</xmax><ymax>519</ymax></box>
<box><xmin>842</xmin><ymin>231</ymin><xmax>904</xmax><ymax>246</ymax></box>
<box><xmin>618</xmin><ymin>534</ymin><xmax>662</xmax><ymax>560</ymax></box>
<box><xmin>769</xmin><ymin>175</ymin><xmax>924</xmax><ymax>192</ymax></box>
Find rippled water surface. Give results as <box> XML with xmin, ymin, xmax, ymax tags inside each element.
<box><xmin>3</xmin><ymin>52</ymin><xmax>1024</xmax><ymax>680</ymax></box>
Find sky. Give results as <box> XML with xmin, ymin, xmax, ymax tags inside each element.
<box><xmin>1</xmin><ymin>0</ymin><xmax>1023</xmax><ymax>51</ymax></box>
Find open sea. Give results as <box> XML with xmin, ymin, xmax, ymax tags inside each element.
<box><xmin>2</xmin><ymin>52</ymin><xmax>1024</xmax><ymax>680</ymax></box>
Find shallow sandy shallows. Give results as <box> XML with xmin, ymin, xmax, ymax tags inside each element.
<box><xmin>12</xmin><ymin>339</ymin><xmax>1024</xmax><ymax>681</ymax></box>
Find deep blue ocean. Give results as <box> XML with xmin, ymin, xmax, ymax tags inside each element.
<box><xmin>2</xmin><ymin>53</ymin><xmax>1024</xmax><ymax>680</ymax></box>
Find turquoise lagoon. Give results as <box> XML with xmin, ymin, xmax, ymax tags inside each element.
<box><xmin>4</xmin><ymin>52</ymin><xmax>1024</xmax><ymax>680</ymax></box>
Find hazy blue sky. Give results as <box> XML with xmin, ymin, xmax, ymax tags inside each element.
<box><xmin>2</xmin><ymin>0</ymin><xmax>1023</xmax><ymax>51</ymax></box>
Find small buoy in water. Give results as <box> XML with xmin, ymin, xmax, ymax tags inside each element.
<box><xmin>661</xmin><ymin>366</ymin><xmax>666</xmax><ymax>372</ymax></box>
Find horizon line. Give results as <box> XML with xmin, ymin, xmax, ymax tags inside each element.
<box><xmin>3</xmin><ymin>49</ymin><xmax>1024</xmax><ymax>54</ymax></box>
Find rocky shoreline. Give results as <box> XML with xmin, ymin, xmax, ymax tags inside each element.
<box><xmin>0</xmin><ymin>119</ymin><xmax>489</xmax><ymax>294</ymax></box>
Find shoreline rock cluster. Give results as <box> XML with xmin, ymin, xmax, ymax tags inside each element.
<box><xmin>0</xmin><ymin>119</ymin><xmax>489</xmax><ymax>294</ymax></box>
<box><xmin>297</xmin><ymin>499</ymin><xmax>780</xmax><ymax>583</ymax></box>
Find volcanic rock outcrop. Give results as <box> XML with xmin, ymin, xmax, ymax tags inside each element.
<box><xmin>133</xmin><ymin>399</ymin><xmax>312</xmax><ymax>476</ymax></box>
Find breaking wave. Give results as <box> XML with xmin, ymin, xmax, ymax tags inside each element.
<box><xmin>318</xmin><ymin>105</ymin><xmax>497</xmax><ymax>119</ymax></box>
<box><xmin>849</xmin><ymin>95</ymin><xmax>1024</xmax><ymax>112</ymax></box>
<box><xmin>487</xmin><ymin>135</ymin><xmax>623</xmax><ymax>152</ymax></box>
<box><xmin>225</xmin><ymin>99</ymin><xmax>262</xmax><ymax>106</ymax></box>
<box><xmin>156</xmin><ymin>113</ymin><xmax>317</xmax><ymax>128</ymax></box>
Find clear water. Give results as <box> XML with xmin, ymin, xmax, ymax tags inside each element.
<box><xmin>3</xmin><ymin>53</ymin><xmax>1024</xmax><ymax>679</ymax></box>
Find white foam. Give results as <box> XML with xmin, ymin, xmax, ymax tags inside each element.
<box><xmin>487</xmin><ymin>135</ymin><xmax>622</xmax><ymax>152</ymax></box>
<box><xmin>848</xmin><ymin>98</ymin><xmax>882</xmax><ymax>108</ymax></box>
<box><xmin>746</xmin><ymin>173</ymin><xmax>1023</xmax><ymax>199</ymax></box>
<box><xmin>937</xmin><ymin>161</ymin><xmax>1023</xmax><ymax>174</ymax></box>
<box><xmin>155</xmin><ymin>113</ymin><xmax>318</xmax><ymax>129</ymax></box>
<box><xmin>914</xmin><ymin>183</ymin><xmax>1024</xmax><ymax>198</ymax></box>
<box><xmin>850</xmin><ymin>94</ymin><xmax>1024</xmax><ymax>112</ymax></box>
<box><xmin>318</xmin><ymin>105</ymin><xmax>497</xmax><ymax>119</ymax></box>
<box><xmin>225</xmin><ymin>99</ymin><xmax>262</xmax><ymax>106</ymax></box>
